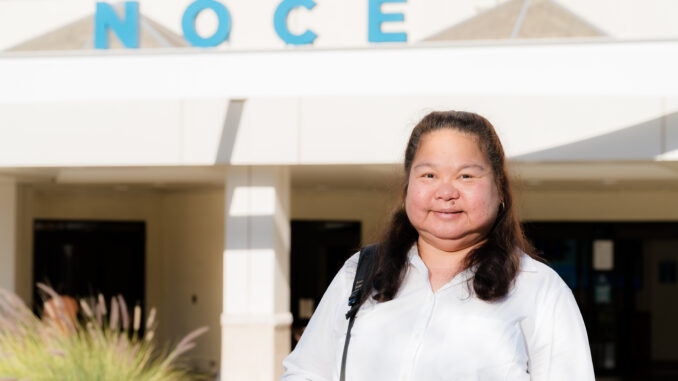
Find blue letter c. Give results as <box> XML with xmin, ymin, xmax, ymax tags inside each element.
<box><xmin>274</xmin><ymin>0</ymin><xmax>317</xmax><ymax>45</ymax></box>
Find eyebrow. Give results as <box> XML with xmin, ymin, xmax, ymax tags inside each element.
<box><xmin>412</xmin><ymin>162</ymin><xmax>486</xmax><ymax>171</ymax></box>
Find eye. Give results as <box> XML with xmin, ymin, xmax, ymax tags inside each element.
<box><xmin>460</xmin><ymin>174</ymin><xmax>473</xmax><ymax>179</ymax></box>
<box><xmin>423</xmin><ymin>173</ymin><xmax>435</xmax><ymax>179</ymax></box>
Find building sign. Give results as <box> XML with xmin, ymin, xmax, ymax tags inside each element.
<box><xmin>94</xmin><ymin>0</ymin><xmax>407</xmax><ymax>49</ymax></box>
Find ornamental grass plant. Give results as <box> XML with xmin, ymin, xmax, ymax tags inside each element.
<box><xmin>0</xmin><ymin>283</ymin><xmax>208</xmax><ymax>380</ymax></box>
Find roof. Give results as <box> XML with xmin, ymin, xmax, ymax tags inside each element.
<box><xmin>425</xmin><ymin>0</ymin><xmax>605</xmax><ymax>41</ymax></box>
<box><xmin>7</xmin><ymin>13</ymin><xmax>187</xmax><ymax>51</ymax></box>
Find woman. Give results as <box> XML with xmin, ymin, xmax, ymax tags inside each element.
<box><xmin>282</xmin><ymin>111</ymin><xmax>595</xmax><ymax>380</ymax></box>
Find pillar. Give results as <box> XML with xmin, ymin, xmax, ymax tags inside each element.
<box><xmin>0</xmin><ymin>177</ymin><xmax>17</xmax><ymax>292</ymax></box>
<box><xmin>221</xmin><ymin>166</ymin><xmax>292</xmax><ymax>380</ymax></box>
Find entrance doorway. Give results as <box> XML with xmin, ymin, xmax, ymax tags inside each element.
<box><xmin>290</xmin><ymin>220</ymin><xmax>361</xmax><ymax>348</ymax></box>
<box><xmin>33</xmin><ymin>219</ymin><xmax>146</xmax><ymax>313</ymax></box>
<box><xmin>523</xmin><ymin>222</ymin><xmax>678</xmax><ymax>380</ymax></box>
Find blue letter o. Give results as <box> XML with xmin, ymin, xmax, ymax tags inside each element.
<box><xmin>182</xmin><ymin>0</ymin><xmax>231</xmax><ymax>47</ymax></box>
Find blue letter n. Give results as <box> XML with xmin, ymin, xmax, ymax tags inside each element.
<box><xmin>95</xmin><ymin>1</ymin><xmax>140</xmax><ymax>49</ymax></box>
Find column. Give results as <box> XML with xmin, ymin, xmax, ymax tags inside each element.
<box><xmin>0</xmin><ymin>177</ymin><xmax>17</xmax><ymax>292</ymax></box>
<box><xmin>221</xmin><ymin>166</ymin><xmax>292</xmax><ymax>381</ymax></box>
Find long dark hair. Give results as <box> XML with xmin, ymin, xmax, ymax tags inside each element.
<box><xmin>367</xmin><ymin>111</ymin><xmax>535</xmax><ymax>303</ymax></box>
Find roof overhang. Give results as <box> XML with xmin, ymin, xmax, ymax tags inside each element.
<box><xmin>2</xmin><ymin>39</ymin><xmax>678</xmax><ymax>103</ymax></box>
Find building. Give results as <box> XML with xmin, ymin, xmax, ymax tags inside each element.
<box><xmin>1</xmin><ymin>0</ymin><xmax>678</xmax><ymax>379</ymax></box>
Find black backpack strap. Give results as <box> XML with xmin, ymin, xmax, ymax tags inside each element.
<box><xmin>340</xmin><ymin>244</ymin><xmax>378</xmax><ymax>381</ymax></box>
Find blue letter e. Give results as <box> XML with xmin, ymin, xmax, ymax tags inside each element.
<box><xmin>368</xmin><ymin>0</ymin><xmax>407</xmax><ymax>43</ymax></box>
<box><xmin>94</xmin><ymin>1</ymin><xmax>140</xmax><ymax>49</ymax></box>
<box><xmin>274</xmin><ymin>0</ymin><xmax>317</xmax><ymax>45</ymax></box>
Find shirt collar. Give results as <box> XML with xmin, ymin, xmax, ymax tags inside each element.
<box><xmin>518</xmin><ymin>251</ymin><xmax>538</xmax><ymax>272</ymax></box>
<box><xmin>407</xmin><ymin>244</ymin><xmax>428</xmax><ymax>278</ymax></box>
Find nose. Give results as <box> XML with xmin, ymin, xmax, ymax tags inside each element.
<box><xmin>435</xmin><ymin>181</ymin><xmax>460</xmax><ymax>201</ymax></box>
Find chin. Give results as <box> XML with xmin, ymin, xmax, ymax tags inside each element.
<box><xmin>438</xmin><ymin>242</ymin><xmax>477</xmax><ymax>253</ymax></box>
<box><xmin>423</xmin><ymin>234</ymin><xmax>474</xmax><ymax>251</ymax></box>
<box><xmin>430</xmin><ymin>230</ymin><xmax>468</xmax><ymax>241</ymax></box>
<box><xmin>420</xmin><ymin>229</ymin><xmax>488</xmax><ymax>252</ymax></box>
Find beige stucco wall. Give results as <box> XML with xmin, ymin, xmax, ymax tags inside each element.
<box><xmin>159</xmin><ymin>189</ymin><xmax>224</xmax><ymax>374</ymax></box>
<box><xmin>0</xmin><ymin>179</ymin><xmax>17</xmax><ymax>292</ymax></box>
<box><xmin>16</xmin><ymin>181</ymin><xmax>399</xmax><ymax>375</ymax></box>
<box><xmin>293</xmin><ymin>184</ymin><xmax>678</xmax><ymax>361</ymax></box>
<box><xmin>14</xmin><ymin>176</ymin><xmax>678</xmax><ymax>373</ymax></box>
<box><xmin>291</xmin><ymin>187</ymin><xmax>400</xmax><ymax>245</ymax></box>
<box><xmin>19</xmin><ymin>186</ymin><xmax>163</xmax><ymax>313</ymax></box>
<box><xmin>292</xmin><ymin>185</ymin><xmax>678</xmax><ymax>243</ymax></box>
<box><xmin>517</xmin><ymin>188</ymin><xmax>678</xmax><ymax>221</ymax></box>
<box><xmin>16</xmin><ymin>185</ymin><xmax>224</xmax><ymax>373</ymax></box>
<box><xmin>517</xmin><ymin>187</ymin><xmax>678</xmax><ymax>361</ymax></box>
<box><xmin>15</xmin><ymin>184</ymin><xmax>34</xmax><ymax>302</ymax></box>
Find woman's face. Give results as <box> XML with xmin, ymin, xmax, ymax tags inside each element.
<box><xmin>405</xmin><ymin>128</ymin><xmax>501</xmax><ymax>253</ymax></box>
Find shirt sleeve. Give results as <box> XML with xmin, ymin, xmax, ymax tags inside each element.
<box><xmin>527</xmin><ymin>284</ymin><xmax>596</xmax><ymax>381</ymax></box>
<box><xmin>280</xmin><ymin>257</ymin><xmax>355</xmax><ymax>381</ymax></box>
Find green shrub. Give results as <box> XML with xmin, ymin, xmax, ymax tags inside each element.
<box><xmin>0</xmin><ymin>284</ymin><xmax>207</xmax><ymax>380</ymax></box>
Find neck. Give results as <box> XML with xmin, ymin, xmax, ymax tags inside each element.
<box><xmin>417</xmin><ymin>237</ymin><xmax>484</xmax><ymax>292</ymax></box>
<box><xmin>417</xmin><ymin>237</ymin><xmax>478</xmax><ymax>269</ymax></box>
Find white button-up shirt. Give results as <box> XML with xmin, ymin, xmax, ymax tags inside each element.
<box><xmin>282</xmin><ymin>245</ymin><xmax>595</xmax><ymax>381</ymax></box>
